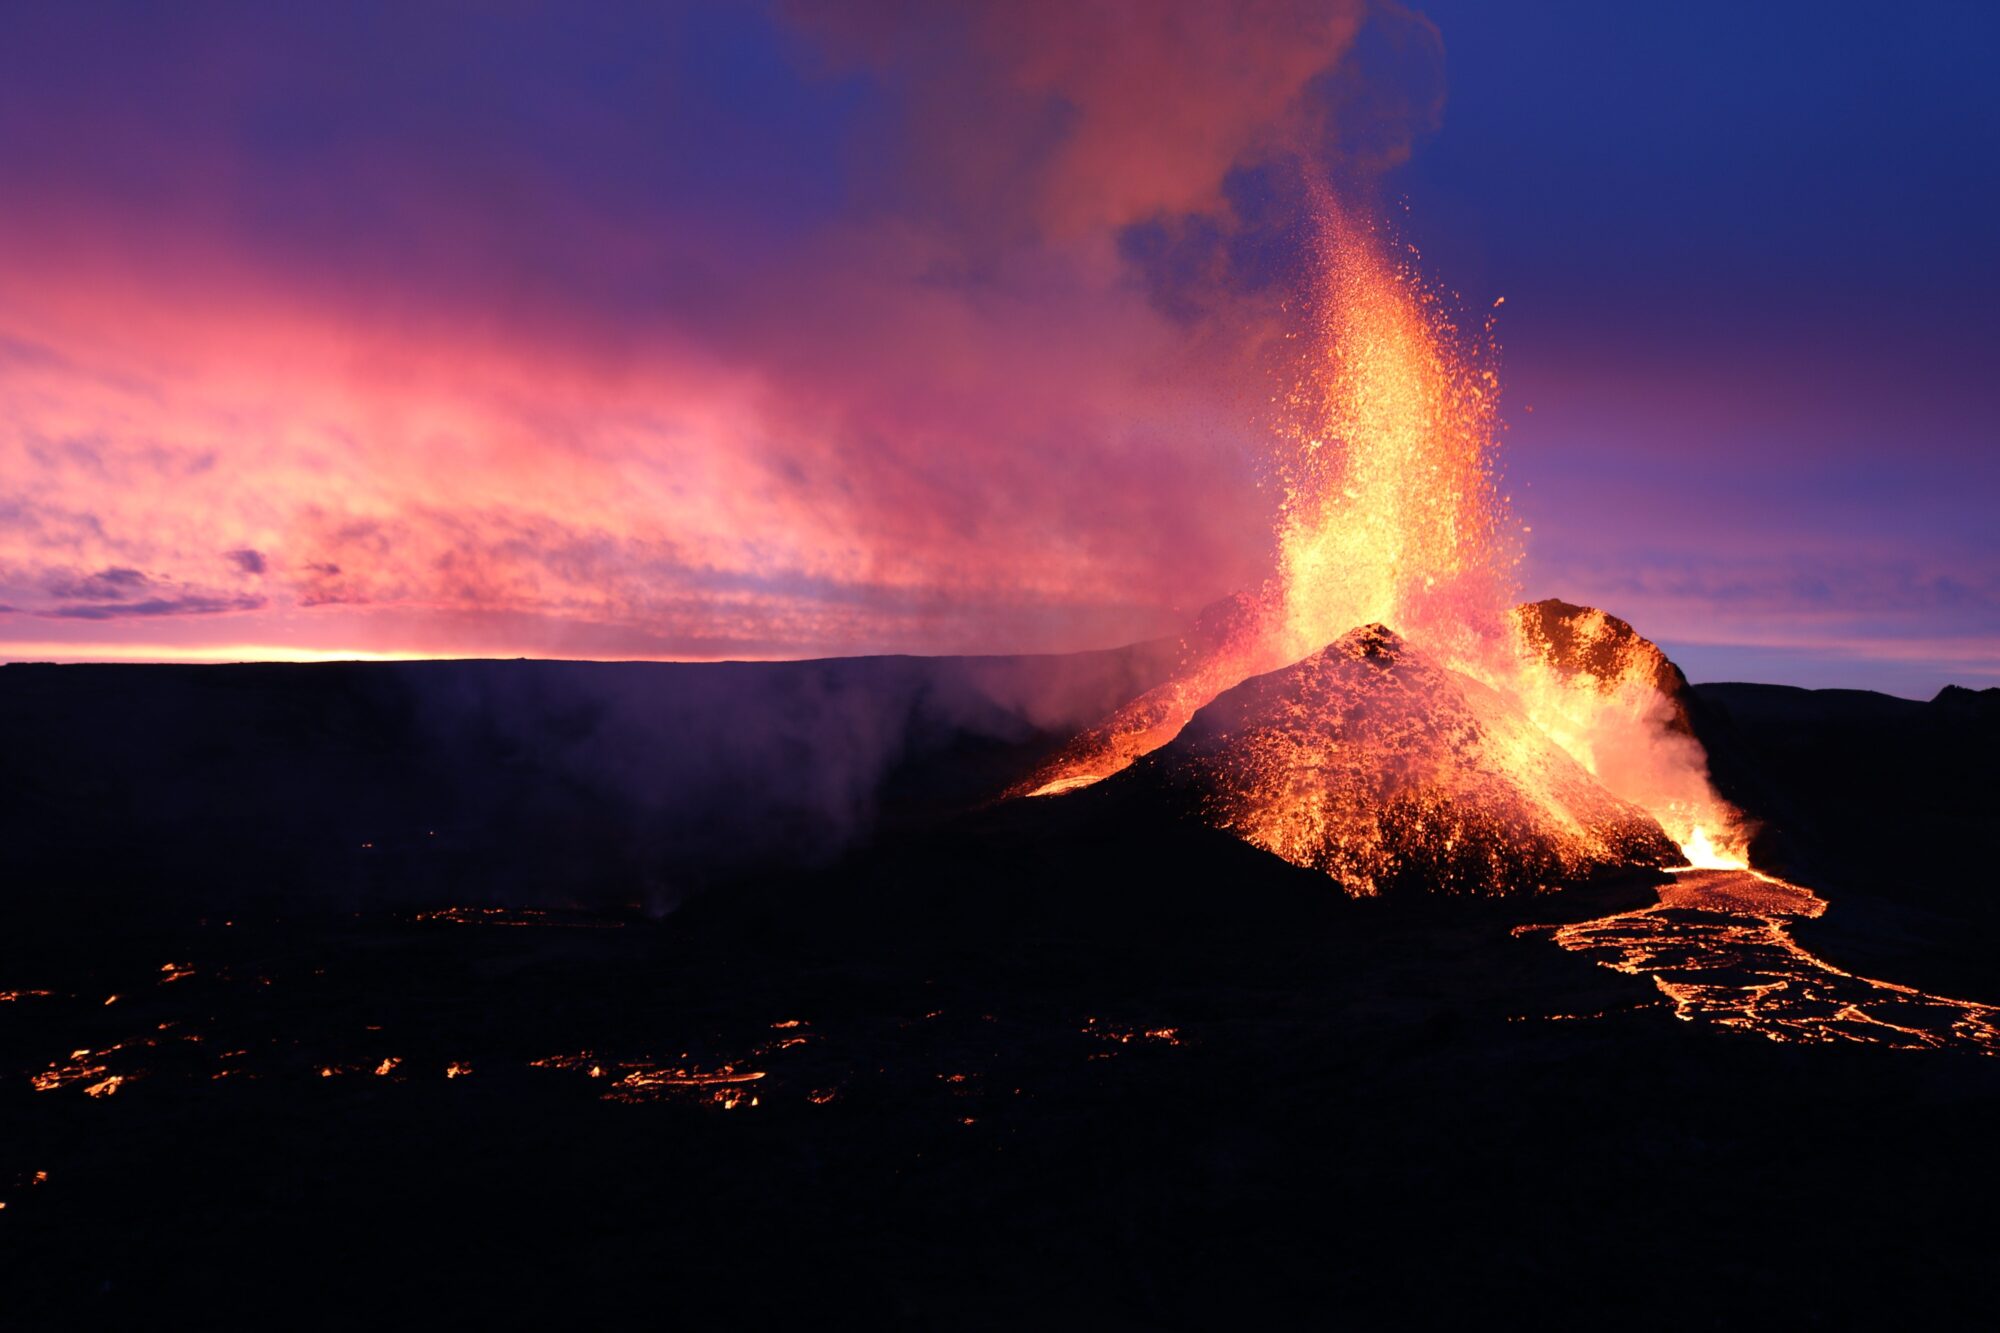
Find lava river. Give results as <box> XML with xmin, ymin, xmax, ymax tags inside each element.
<box><xmin>1519</xmin><ymin>869</ymin><xmax>2000</xmax><ymax>1054</ymax></box>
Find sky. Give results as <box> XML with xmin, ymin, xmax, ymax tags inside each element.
<box><xmin>1</xmin><ymin>1</ymin><xmax>1994</xmax><ymax>694</ymax></box>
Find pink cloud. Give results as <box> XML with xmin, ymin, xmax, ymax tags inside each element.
<box><xmin>0</xmin><ymin>222</ymin><xmax>1274</xmax><ymax>658</ymax></box>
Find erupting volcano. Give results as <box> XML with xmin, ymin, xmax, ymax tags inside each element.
<box><xmin>1021</xmin><ymin>199</ymin><xmax>1748</xmax><ymax>890</ymax></box>
<box><xmin>7</xmin><ymin>5</ymin><xmax>1996</xmax><ymax>1325</ymax></box>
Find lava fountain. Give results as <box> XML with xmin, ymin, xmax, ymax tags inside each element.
<box><xmin>1269</xmin><ymin>194</ymin><xmax>1518</xmax><ymax>669</ymax></box>
<box><xmin>1019</xmin><ymin>195</ymin><xmax>1749</xmax><ymax>889</ymax></box>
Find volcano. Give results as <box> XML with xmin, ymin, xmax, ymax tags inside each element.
<box><xmin>1097</xmin><ymin>622</ymin><xmax>1678</xmax><ymax>895</ymax></box>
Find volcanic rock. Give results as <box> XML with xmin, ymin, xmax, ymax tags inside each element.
<box><xmin>1513</xmin><ymin>597</ymin><xmax>1699</xmax><ymax>734</ymax></box>
<box><xmin>1107</xmin><ymin>624</ymin><xmax>1678</xmax><ymax>896</ymax></box>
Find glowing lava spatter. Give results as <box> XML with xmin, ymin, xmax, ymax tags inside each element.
<box><xmin>1018</xmin><ymin>195</ymin><xmax>1748</xmax><ymax>888</ymax></box>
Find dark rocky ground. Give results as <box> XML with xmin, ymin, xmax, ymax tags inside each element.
<box><xmin>1</xmin><ymin>660</ymin><xmax>1996</xmax><ymax>1328</ymax></box>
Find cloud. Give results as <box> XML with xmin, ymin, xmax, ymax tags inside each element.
<box><xmin>226</xmin><ymin>548</ymin><xmax>267</xmax><ymax>575</ymax></box>
<box><xmin>5</xmin><ymin>558</ymin><xmax>267</xmax><ymax>624</ymax></box>
<box><xmin>45</xmin><ymin>594</ymin><xmax>267</xmax><ymax>620</ymax></box>
<box><xmin>43</xmin><ymin>566</ymin><xmax>150</xmax><ymax>600</ymax></box>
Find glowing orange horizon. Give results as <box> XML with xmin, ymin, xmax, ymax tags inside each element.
<box><xmin>0</xmin><ymin>643</ymin><xmax>792</xmax><ymax>667</ymax></box>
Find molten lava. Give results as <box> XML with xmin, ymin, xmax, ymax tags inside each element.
<box><xmin>1018</xmin><ymin>196</ymin><xmax>1748</xmax><ymax>890</ymax></box>
<box><xmin>1522</xmin><ymin>868</ymin><xmax>2000</xmax><ymax>1054</ymax></box>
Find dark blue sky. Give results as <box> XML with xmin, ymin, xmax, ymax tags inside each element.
<box><xmin>1392</xmin><ymin>1</ymin><xmax>1999</xmax><ymax>691</ymax></box>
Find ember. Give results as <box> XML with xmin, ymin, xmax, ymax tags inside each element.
<box><xmin>1083</xmin><ymin>1019</ymin><xmax>1186</xmax><ymax>1048</ymax></box>
<box><xmin>33</xmin><ymin>1046</ymin><xmax>125</xmax><ymax>1094</ymax></box>
<box><xmin>413</xmin><ymin>907</ymin><xmax>624</xmax><ymax>929</ymax></box>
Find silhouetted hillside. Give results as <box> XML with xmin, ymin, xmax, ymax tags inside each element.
<box><xmin>1693</xmin><ymin>681</ymin><xmax>2000</xmax><ymax>918</ymax></box>
<box><xmin>0</xmin><ymin>646</ymin><xmax>1180</xmax><ymax>920</ymax></box>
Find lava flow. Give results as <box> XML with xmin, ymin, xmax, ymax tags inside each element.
<box><xmin>1017</xmin><ymin>194</ymin><xmax>1748</xmax><ymax>890</ymax></box>
<box><xmin>1520</xmin><ymin>868</ymin><xmax>2000</xmax><ymax>1054</ymax></box>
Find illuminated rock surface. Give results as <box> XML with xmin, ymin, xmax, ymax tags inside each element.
<box><xmin>1514</xmin><ymin>598</ymin><xmax>1694</xmax><ymax>720</ymax></box>
<box><xmin>1111</xmin><ymin>623</ymin><xmax>1678</xmax><ymax>895</ymax></box>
